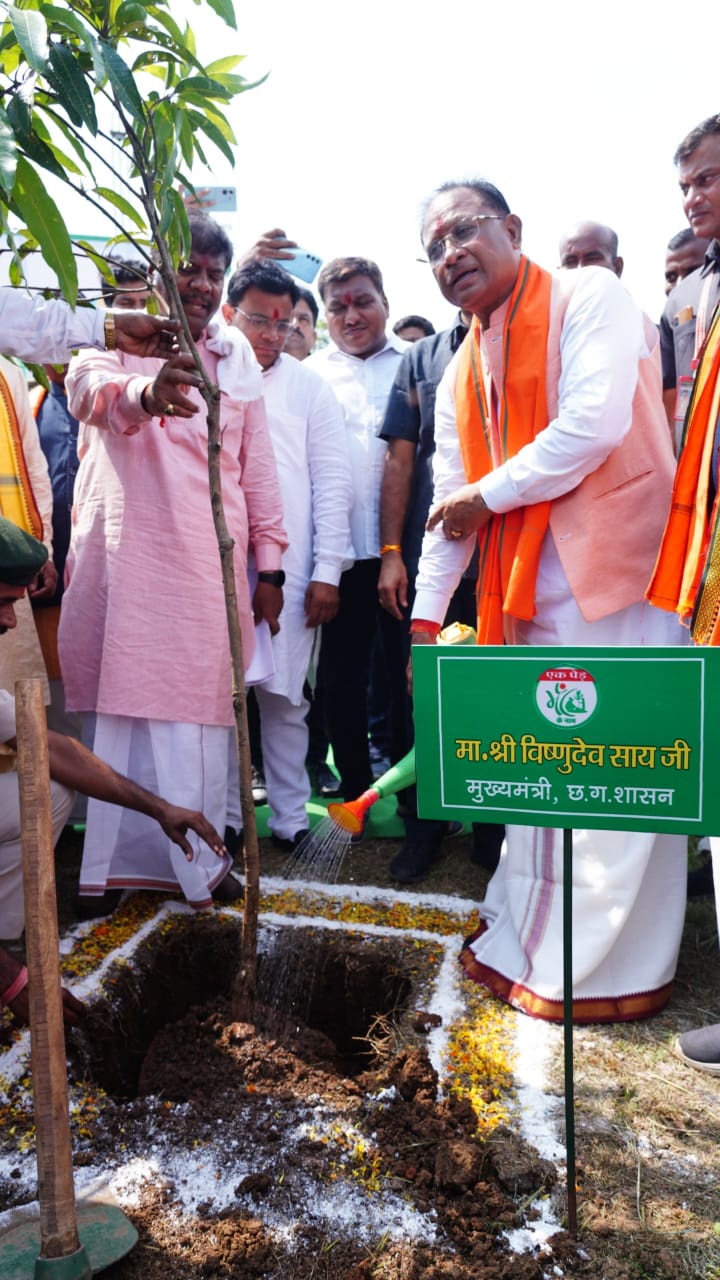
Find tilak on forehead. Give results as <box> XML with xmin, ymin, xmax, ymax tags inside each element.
<box><xmin>428</xmin><ymin>214</ymin><xmax>450</xmax><ymax>241</ymax></box>
<box><xmin>343</xmin><ymin>290</ymin><xmax>354</xmax><ymax>304</ymax></box>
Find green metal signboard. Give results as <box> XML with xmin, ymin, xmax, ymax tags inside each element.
<box><xmin>413</xmin><ymin>645</ymin><xmax>720</xmax><ymax>834</ymax></box>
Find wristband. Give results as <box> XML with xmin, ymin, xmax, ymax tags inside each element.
<box><xmin>258</xmin><ymin>570</ymin><xmax>285</xmax><ymax>588</ymax></box>
<box><xmin>380</xmin><ymin>544</ymin><xmax>402</xmax><ymax>555</ymax></box>
<box><xmin>1</xmin><ymin>965</ymin><xmax>28</xmax><ymax>1006</ymax></box>
<box><xmin>103</xmin><ymin>311</ymin><xmax>117</xmax><ymax>352</ymax></box>
<box><xmin>410</xmin><ymin>618</ymin><xmax>441</xmax><ymax>638</ymax></box>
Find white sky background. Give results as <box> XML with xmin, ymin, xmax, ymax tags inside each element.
<box><xmin>58</xmin><ymin>0</ymin><xmax>719</xmax><ymax>326</ymax></box>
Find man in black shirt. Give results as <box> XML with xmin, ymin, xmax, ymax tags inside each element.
<box><xmin>378</xmin><ymin>314</ymin><xmax>504</xmax><ymax>883</ymax></box>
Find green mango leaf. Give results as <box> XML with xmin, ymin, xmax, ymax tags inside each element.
<box><xmin>26</xmin><ymin>362</ymin><xmax>51</xmax><ymax>392</ymax></box>
<box><xmin>192</xmin><ymin>101</ymin><xmax>237</xmax><ymax>144</ymax></box>
<box><xmin>163</xmin><ymin>186</ymin><xmax>191</xmax><ymax>267</ymax></box>
<box><xmin>38</xmin><ymin>107</ymin><xmax>94</xmax><ymax>173</ymax></box>
<box><xmin>176</xmin><ymin>74</ymin><xmax>231</xmax><ymax>100</ymax></box>
<box><xmin>8</xmin><ymin>4</ymin><xmax>48</xmax><ymax>72</ymax></box>
<box><xmin>130</xmin><ymin>53</ymin><xmax>169</xmax><ymax>80</ymax></box>
<box><xmin>47</xmin><ymin>43</ymin><xmax>98</xmax><ymax>134</ymax></box>
<box><xmin>31</xmin><ymin>115</ymin><xmax>84</xmax><ymax>175</ymax></box>
<box><xmin>178</xmin><ymin>112</ymin><xmax>194</xmax><ymax>168</ymax></box>
<box><xmin>186</xmin><ymin>110</ymin><xmax>235</xmax><ymax>165</ymax></box>
<box><xmin>0</xmin><ymin>35</ymin><xmax>22</xmax><ymax>76</ymax></box>
<box><xmin>149</xmin><ymin>7</ymin><xmax>204</xmax><ymax>69</ymax></box>
<box><xmin>0</xmin><ymin>108</ymin><xmax>17</xmax><ymax>196</ymax></box>
<box><xmin>114</xmin><ymin>1</ymin><xmax>149</xmax><ymax>31</ymax></box>
<box><xmin>204</xmin><ymin>0</ymin><xmax>237</xmax><ymax>31</ymax></box>
<box><xmin>205</xmin><ymin>55</ymin><xmax>245</xmax><ymax>75</ymax></box>
<box><xmin>189</xmin><ymin>133</ymin><xmax>207</xmax><ymax>167</ymax></box>
<box><xmin>41</xmin><ymin>6</ymin><xmax>106</xmax><ymax>82</ymax></box>
<box><xmin>12</xmin><ymin>155</ymin><xmax>77</xmax><ymax>303</ymax></box>
<box><xmin>40</xmin><ymin>5</ymin><xmax>95</xmax><ymax>48</ymax></box>
<box><xmin>101</xmin><ymin>40</ymin><xmax>145</xmax><ymax>120</ymax></box>
<box><xmin>204</xmin><ymin>73</ymin><xmax>249</xmax><ymax>96</ymax></box>
<box><xmin>8</xmin><ymin>256</ymin><xmax>24</xmax><ymax>287</ymax></box>
<box><xmin>6</xmin><ymin>97</ymin><xmax>67</xmax><ymax>182</ymax></box>
<box><xmin>94</xmin><ymin>185</ymin><xmax>147</xmax><ymax>231</ymax></box>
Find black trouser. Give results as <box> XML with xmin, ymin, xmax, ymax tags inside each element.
<box><xmin>322</xmin><ymin>558</ymin><xmax>409</xmax><ymax>801</ymax></box>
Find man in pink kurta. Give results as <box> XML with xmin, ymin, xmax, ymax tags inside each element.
<box><xmin>59</xmin><ymin>213</ymin><xmax>287</xmax><ymax>913</ymax></box>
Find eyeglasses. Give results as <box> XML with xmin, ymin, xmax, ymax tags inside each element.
<box><xmin>233</xmin><ymin>307</ymin><xmax>292</xmax><ymax>338</ymax></box>
<box><xmin>419</xmin><ymin>215</ymin><xmax>505</xmax><ymax>268</ymax></box>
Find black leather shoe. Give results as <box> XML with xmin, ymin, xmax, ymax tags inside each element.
<box><xmin>271</xmin><ymin>829</ymin><xmax>310</xmax><ymax>853</ymax></box>
<box><xmin>389</xmin><ymin>841</ymin><xmax>440</xmax><ymax>885</ymax></box>
<box><xmin>75</xmin><ymin>889</ymin><xmax>122</xmax><ymax>921</ymax></box>
<box><xmin>224</xmin><ymin>826</ymin><xmax>243</xmax><ymax>859</ymax></box>
<box><xmin>212</xmin><ymin>872</ymin><xmax>244</xmax><ymax>903</ymax></box>
<box><xmin>687</xmin><ymin>858</ymin><xmax>714</xmax><ymax>898</ymax></box>
<box><xmin>470</xmin><ymin>823</ymin><xmax>504</xmax><ymax>874</ymax></box>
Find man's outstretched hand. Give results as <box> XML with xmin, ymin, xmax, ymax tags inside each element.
<box><xmin>114</xmin><ymin>311</ymin><xmax>181</xmax><ymax>359</ymax></box>
<box><xmin>157</xmin><ymin>804</ymin><xmax>227</xmax><ymax>862</ymax></box>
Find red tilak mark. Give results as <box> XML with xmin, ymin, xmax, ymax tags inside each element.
<box><xmin>343</xmin><ymin>292</ymin><xmax>353</xmax><ymax>305</ymax></box>
<box><xmin>272</xmin><ymin>307</ymin><xmax>279</xmax><ymax>321</ymax></box>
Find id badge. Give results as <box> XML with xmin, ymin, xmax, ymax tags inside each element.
<box><xmin>674</xmin><ymin>374</ymin><xmax>694</xmax><ymax>453</ymax></box>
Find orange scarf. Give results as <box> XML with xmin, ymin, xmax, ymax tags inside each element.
<box><xmin>646</xmin><ymin>301</ymin><xmax>720</xmax><ymax>643</ymax></box>
<box><xmin>455</xmin><ymin>256</ymin><xmax>552</xmax><ymax>644</ymax></box>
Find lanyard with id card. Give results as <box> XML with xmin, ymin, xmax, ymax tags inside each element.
<box><xmin>674</xmin><ymin>374</ymin><xmax>694</xmax><ymax>453</ymax></box>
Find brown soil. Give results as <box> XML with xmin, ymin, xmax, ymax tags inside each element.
<box><xmin>0</xmin><ymin>913</ymin><xmax>557</xmax><ymax>1280</ymax></box>
<box><xmin>2</xmin><ymin>829</ymin><xmax>718</xmax><ymax>1279</ymax></box>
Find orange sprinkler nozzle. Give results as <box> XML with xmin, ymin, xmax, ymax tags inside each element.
<box><xmin>328</xmin><ymin>788</ymin><xmax>379</xmax><ymax>834</ymax></box>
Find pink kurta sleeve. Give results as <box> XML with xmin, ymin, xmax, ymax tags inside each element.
<box><xmin>239</xmin><ymin>395</ymin><xmax>288</xmax><ymax>571</ymax></box>
<box><xmin>65</xmin><ymin>347</ymin><xmax>154</xmax><ymax>436</ymax></box>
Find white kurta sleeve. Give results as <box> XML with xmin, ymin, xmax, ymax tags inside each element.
<box><xmin>306</xmin><ymin>380</ymin><xmax>354</xmax><ymax>585</ymax></box>
<box><xmin>481</xmin><ymin>268</ymin><xmax>645</xmax><ymax>513</ymax></box>
<box><xmin>0</xmin><ymin>290</ymin><xmax>105</xmax><ymax>364</ymax></box>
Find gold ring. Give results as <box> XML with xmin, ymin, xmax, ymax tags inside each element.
<box><xmin>165</xmin><ymin>403</ymin><xmax>174</xmax><ymax>416</ymax></box>
<box><xmin>450</xmin><ymin>528</ymin><xmax>463</xmax><ymax>539</ymax></box>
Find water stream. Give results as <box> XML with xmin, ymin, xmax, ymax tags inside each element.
<box><xmin>256</xmin><ymin>816</ymin><xmax>354</xmax><ymax>1024</ymax></box>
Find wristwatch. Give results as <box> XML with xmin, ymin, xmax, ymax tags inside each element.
<box><xmin>257</xmin><ymin>570</ymin><xmax>285</xmax><ymax>588</ymax></box>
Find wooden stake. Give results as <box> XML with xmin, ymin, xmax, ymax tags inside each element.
<box><xmin>16</xmin><ymin>679</ymin><xmax>81</xmax><ymax>1261</ymax></box>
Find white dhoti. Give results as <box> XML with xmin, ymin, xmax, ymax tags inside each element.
<box><xmin>79</xmin><ymin>714</ymin><xmax>233</xmax><ymax>910</ymax></box>
<box><xmin>462</xmin><ymin>537</ymin><xmax>688</xmax><ymax>1022</ymax></box>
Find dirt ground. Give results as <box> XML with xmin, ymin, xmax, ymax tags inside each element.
<box><xmin>1</xmin><ymin>827</ymin><xmax>719</xmax><ymax>1279</ymax></box>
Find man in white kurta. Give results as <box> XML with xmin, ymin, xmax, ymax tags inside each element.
<box><xmin>305</xmin><ymin>259</ymin><xmax>409</xmax><ymax>806</ymax></box>
<box><xmin>411</xmin><ymin>181</ymin><xmax>686</xmax><ymax>1023</ymax></box>
<box><xmin>224</xmin><ymin>262</ymin><xmax>353</xmax><ymax>844</ymax></box>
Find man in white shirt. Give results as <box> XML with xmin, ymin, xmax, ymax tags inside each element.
<box><xmin>223</xmin><ymin>261</ymin><xmax>353</xmax><ymax>849</ymax></box>
<box><xmin>308</xmin><ymin>258</ymin><xmax>408</xmax><ymax>811</ymax></box>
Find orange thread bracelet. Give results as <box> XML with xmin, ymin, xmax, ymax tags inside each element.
<box><xmin>410</xmin><ymin>618</ymin><xmax>441</xmax><ymax>637</ymax></box>
<box><xmin>380</xmin><ymin>544</ymin><xmax>402</xmax><ymax>555</ymax></box>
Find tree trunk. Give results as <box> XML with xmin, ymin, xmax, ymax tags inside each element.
<box><xmin>205</xmin><ymin>386</ymin><xmax>260</xmax><ymax>1022</ymax></box>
